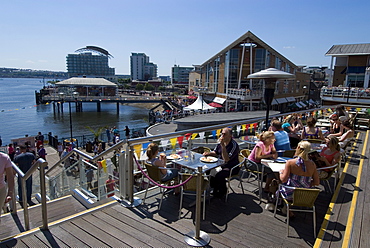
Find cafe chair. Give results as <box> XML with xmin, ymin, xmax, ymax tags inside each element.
<box><xmin>178</xmin><ymin>173</ymin><xmax>209</xmax><ymax>220</ymax></box>
<box><xmin>316</xmin><ymin>163</ymin><xmax>340</xmax><ymax>194</ymax></box>
<box><xmin>282</xmin><ymin>150</ymin><xmax>296</xmax><ymax>158</ymax></box>
<box><xmin>191</xmin><ymin>146</ymin><xmax>211</xmax><ymax>154</ymax></box>
<box><xmin>240</xmin><ymin>149</ymin><xmax>251</xmax><ymax>158</ymax></box>
<box><xmin>143</xmin><ymin>162</ymin><xmax>176</xmax><ymax>210</ymax></box>
<box><xmin>225</xmin><ymin>155</ymin><xmax>246</xmax><ymax>202</ymax></box>
<box><xmin>274</xmin><ymin>185</ymin><xmax>321</xmax><ymax>238</ymax></box>
<box><xmin>243</xmin><ymin>158</ymin><xmax>266</xmax><ymax>200</ymax></box>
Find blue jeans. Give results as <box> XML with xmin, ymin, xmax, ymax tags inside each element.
<box><xmin>18</xmin><ymin>176</ymin><xmax>32</xmax><ymax>202</ymax></box>
<box><xmin>161</xmin><ymin>169</ymin><xmax>178</xmax><ymax>182</ymax></box>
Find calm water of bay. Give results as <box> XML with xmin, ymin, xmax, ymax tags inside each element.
<box><xmin>0</xmin><ymin>78</ymin><xmax>149</xmax><ymax>144</ymax></box>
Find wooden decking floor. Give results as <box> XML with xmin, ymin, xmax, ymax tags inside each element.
<box><xmin>1</xmin><ymin>179</ymin><xmax>332</xmax><ymax>247</ymax></box>
<box><xmin>1</xmin><ymin>131</ymin><xmax>369</xmax><ymax>247</ymax></box>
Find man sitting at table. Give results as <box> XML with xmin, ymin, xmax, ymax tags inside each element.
<box><xmin>203</xmin><ymin>127</ymin><xmax>240</xmax><ymax>199</ymax></box>
<box><xmin>269</xmin><ymin>120</ymin><xmax>291</xmax><ymax>151</ymax></box>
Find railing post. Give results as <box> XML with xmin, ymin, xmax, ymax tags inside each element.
<box><xmin>119</xmin><ymin>144</ymin><xmax>141</xmax><ymax>207</ymax></box>
<box><xmin>39</xmin><ymin>159</ymin><xmax>49</xmax><ymax>230</ymax></box>
<box><xmin>22</xmin><ymin>177</ymin><xmax>29</xmax><ymax>230</ymax></box>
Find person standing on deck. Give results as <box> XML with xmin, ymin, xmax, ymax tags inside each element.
<box><xmin>124</xmin><ymin>126</ymin><xmax>130</xmax><ymax>140</ymax></box>
<box><xmin>14</xmin><ymin>145</ymin><xmax>36</xmax><ymax>207</ymax></box>
<box><xmin>0</xmin><ymin>153</ymin><xmax>14</xmax><ymax>218</ymax></box>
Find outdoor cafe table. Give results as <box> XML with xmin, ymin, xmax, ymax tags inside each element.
<box><xmin>261</xmin><ymin>157</ymin><xmax>291</xmax><ymax>173</ymax></box>
<box><xmin>239</xmin><ymin>135</ymin><xmax>258</xmax><ymax>149</ymax></box>
<box><xmin>169</xmin><ymin>150</ymin><xmax>224</xmax><ymax>246</ymax></box>
<box><xmin>316</xmin><ymin>122</ymin><xmax>331</xmax><ymax>129</ymax></box>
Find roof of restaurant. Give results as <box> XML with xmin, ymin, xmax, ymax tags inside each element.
<box><xmin>201</xmin><ymin>30</ymin><xmax>297</xmax><ymax>68</ymax></box>
<box><xmin>326</xmin><ymin>43</ymin><xmax>370</xmax><ymax>56</ymax></box>
<box><xmin>55</xmin><ymin>77</ymin><xmax>117</xmax><ymax>87</ymax></box>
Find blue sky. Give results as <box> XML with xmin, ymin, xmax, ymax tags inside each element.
<box><xmin>1</xmin><ymin>0</ymin><xmax>369</xmax><ymax>76</ymax></box>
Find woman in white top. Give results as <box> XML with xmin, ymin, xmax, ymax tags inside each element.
<box><xmin>337</xmin><ymin>120</ymin><xmax>355</xmax><ymax>148</ymax></box>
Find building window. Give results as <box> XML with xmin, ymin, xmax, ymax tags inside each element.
<box><xmin>296</xmin><ymin>81</ymin><xmax>300</xmax><ymax>93</ymax></box>
<box><xmin>347</xmin><ymin>75</ymin><xmax>365</xmax><ymax>87</ymax></box>
<box><xmin>254</xmin><ymin>48</ymin><xmax>266</xmax><ymax>72</ymax></box>
<box><xmin>283</xmin><ymin>80</ymin><xmax>289</xmax><ymax>93</ymax></box>
<box><xmin>266</xmin><ymin>51</ymin><xmax>270</xmax><ymax>68</ymax></box>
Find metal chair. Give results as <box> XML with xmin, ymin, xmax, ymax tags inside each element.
<box><xmin>225</xmin><ymin>155</ymin><xmax>246</xmax><ymax>202</ymax></box>
<box><xmin>242</xmin><ymin>157</ymin><xmax>266</xmax><ymax>200</ymax></box>
<box><xmin>274</xmin><ymin>185</ymin><xmax>321</xmax><ymax>238</ymax></box>
<box><xmin>178</xmin><ymin>173</ymin><xmax>209</xmax><ymax>220</ymax></box>
<box><xmin>143</xmin><ymin>162</ymin><xmax>175</xmax><ymax>210</ymax></box>
<box><xmin>316</xmin><ymin>163</ymin><xmax>340</xmax><ymax>194</ymax></box>
<box><xmin>240</xmin><ymin>149</ymin><xmax>251</xmax><ymax>158</ymax></box>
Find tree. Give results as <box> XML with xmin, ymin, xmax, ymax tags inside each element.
<box><xmin>86</xmin><ymin>126</ymin><xmax>106</xmax><ymax>143</ymax></box>
<box><xmin>136</xmin><ymin>83</ymin><xmax>144</xmax><ymax>91</ymax></box>
<box><xmin>144</xmin><ymin>83</ymin><xmax>154</xmax><ymax>91</ymax></box>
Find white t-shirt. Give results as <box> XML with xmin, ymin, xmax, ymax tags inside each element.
<box><xmin>0</xmin><ymin>153</ymin><xmax>12</xmax><ymax>189</ymax></box>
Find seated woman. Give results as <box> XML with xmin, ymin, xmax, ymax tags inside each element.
<box><xmin>247</xmin><ymin>131</ymin><xmax>278</xmax><ymax>192</ymax></box>
<box><xmin>301</xmin><ymin>116</ymin><xmax>325</xmax><ymax>141</ymax></box>
<box><xmin>146</xmin><ymin>143</ymin><xmax>178</xmax><ymax>182</ymax></box>
<box><xmin>279</xmin><ymin>141</ymin><xmax>320</xmax><ymax>206</ymax></box>
<box><xmin>315</xmin><ymin>136</ymin><xmax>341</xmax><ymax>178</ymax></box>
<box><xmin>337</xmin><ymin>120</ymin><xmax>355</xmax><ymax>148</ymax></box>
<box><xmin>282</xmin><ymin>115</ymin><xmax>302</xmax><ymax>149</ymax></box>
<box><xmin>328</xmin><ymin>114</ymin><xmax>344</xmax><ymax>137</ymax></box>
<box><xmin>319</xmin><ymin>136</ymin><xmax>341</xmax><ymax>167</ymax></box>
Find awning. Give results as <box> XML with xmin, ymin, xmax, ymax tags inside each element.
<box><xmin>276</xmin><ymin>97</ymin><xmax>288</xmax><ymax>104</ymax></box>
<box><xmin>308</xmin><ymin>99</ymin><xmax>315</xmax><ymax>104</ymax></box>
<box><xmin>208</xmin><ymin>102</ymin><xmax>223</xmax><ymax>108</ymax></box>
<box><xmin>285</xmin><ymin>97</ymin><xmax>296</xmax><ymax>102</ymax></box>
<box><xmin>213</xmin><ymin>97</ymin><xmax>227</xmax><ymax>104</ymax></box>
<box><xmin>288</xmin><ymin>103</ymin><xmax>299</xmax><ymax>108</ymax></box>
<box><xmin>298</xmin><ymin>101</ymin><xmax>307</xmax><ymax>107</ymax></box>
<box><xmin>271</xmin><ymin>99</ymin><xmax>279</xmax><ymax>105</ymax></box>
<box><xmin>295</xmin><ymin>102</ymin><xmax>303</xmax><ymax>108</ymax></box>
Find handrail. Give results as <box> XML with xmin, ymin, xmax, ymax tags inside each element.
<box><xmin>11</xmin><ymin>158</ymin><xmax>48</xmax><ymax>230</ymax></box>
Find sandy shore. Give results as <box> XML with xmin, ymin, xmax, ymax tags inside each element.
<box><xmin>128</xmin><ymin>102</ymin><xmax>164</xmax><ymax>110</ymax></box>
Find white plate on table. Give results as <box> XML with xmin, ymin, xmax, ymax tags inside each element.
<box><xmin>167</xmin><ymin>154</ymin><xmax>181</xmax><ymax>160</ymax></box>
<box><xmin>200</xmin><ymin>156</ymin><xmax>218</xmax><ymax>163</ymax></box>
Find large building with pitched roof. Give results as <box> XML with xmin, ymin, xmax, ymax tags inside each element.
<box><xmin>196</xmin><ymin>31</ymin><xmax>311</xmax><ymax>111</ymax></box>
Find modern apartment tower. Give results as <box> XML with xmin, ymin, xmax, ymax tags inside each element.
<box><xmin>66</xmin><ymin>46</ymin><xmax>115</xmax><ymax>81</ymax></box>
<box><xmin>130</xmin><ymin>53</ymin><xmax>158</xmax><ymax>80</ymax></box>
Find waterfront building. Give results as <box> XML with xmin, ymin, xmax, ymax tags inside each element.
<box><xmin>171</xmin><ymin>65</ymin><xmax>195</xmax><ymax>88</ymax></box>
<box><xmin>322</xmin><ymin>43</ymin><xmax>370</xmax><ymax>105</ymax></box>
<box><xmin>326</xmin><ymin>43</ymin><xmax>370</xmax><ymax>88</ymax></box>
<box><xmin>198</xmin><ymin>31</ymin><xmax>310</xmax><ymax>112</ymax></box>
<box><xmin>66</xmin><ymin>46</ymin><xmax>116</xmax><ymax>82</ymax></box>
<box><xmin>56</xmin><ymin>77</ymin><xmax>118</xmax><ymax>97</ymax></box>
<box><xmin>159</xmin><ymin>75</ymin><xmax>171</xmax><ymax>82</ymax></box>
<box><xmin>130</xmin><ymin>53</ymin><xmax>158</xmax><ymax>80</ymax></box>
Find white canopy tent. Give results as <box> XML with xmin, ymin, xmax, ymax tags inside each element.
<box><xmin>183</xmin><ymin>95</ymin><xmax>216</xmax><ymax>111</ymax></box>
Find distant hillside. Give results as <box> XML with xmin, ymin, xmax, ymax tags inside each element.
<box><xmin>0</xmin><ymin>67</ymin><xmax>68</xmax><ymax>79</ymax></box>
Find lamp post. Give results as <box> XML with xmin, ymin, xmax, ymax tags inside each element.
<box><xmin>247</xmin><ymin>68</ymin><xmax>295</xmax><ymax>130</ymax></box>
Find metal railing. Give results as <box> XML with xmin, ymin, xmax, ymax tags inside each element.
<box><xmin>321</xmin><ymin>86</ymin><xmax>370</xmax><ymax>99</ymax></box>
<box><xmin>11</xmin><ymin>104</ymin><xmax>348</xmax><ymax>233</ymax></box>
<box><xmin>11</xmin><ymin>158</ymin><xmax>48</xmax><ymax>230</ymax></box>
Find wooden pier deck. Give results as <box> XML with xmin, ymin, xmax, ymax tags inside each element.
<box><xmin>0</xmin><ymin>131</ymin><xmax>369</xmax><ymax>247</ymax></box>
